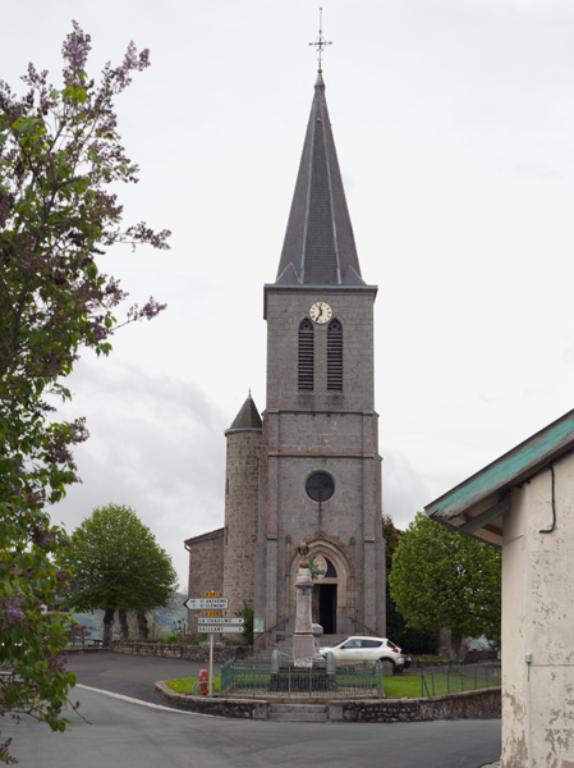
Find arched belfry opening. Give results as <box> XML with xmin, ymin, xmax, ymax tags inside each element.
<box><xmin>298</xmin><ymin>318</ymin><xmax>314</xmax><ymax>391</ymax></box>
<box><xmin>327</xmin><ymin>318</ymin><xmax>343</xmax><ymax>391</ymax></box>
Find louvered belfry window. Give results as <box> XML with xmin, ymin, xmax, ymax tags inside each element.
<box><xmin>298</xmin><ymin>318</ymin><xmax>314</xmax><ymax>391</ymax></box>
<box><xmin>327</xmin><ymin>319</ymin><xmax>343</xmax><ymax>391</ymax></box>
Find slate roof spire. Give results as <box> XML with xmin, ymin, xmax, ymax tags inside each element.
<box><xmin>275</xmin><ymin>72</ymin><xmax>364</xmax><ymax>287</ymax></box>
<box><xmin>225</xmin><ymin>393</ymin><xmax>262</xmax><ymax>434</ymax></box>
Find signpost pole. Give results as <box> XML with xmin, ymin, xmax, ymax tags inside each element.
<box><xmin>208</xmin><ymin>633</ymin><xmax>214</xmax><ymax>697</ymax></box>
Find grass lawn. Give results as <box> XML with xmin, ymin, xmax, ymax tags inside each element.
<box><xmin>165</xmin><ymin>670</ymin><xmax>499</xmax><ymax>699</ymax></box>
<box><xmin>167</xmin><ymin>676</ymin><xmax>222</xmax><ymax>694</ymax></box>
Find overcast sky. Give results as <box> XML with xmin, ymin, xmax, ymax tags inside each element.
<box><xmin>3</xmin><ymin>0</ymin><xmax>574</xmax><ymax>587</ymax></box>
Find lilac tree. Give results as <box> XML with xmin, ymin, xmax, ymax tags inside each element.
<box><xmin>0</xmin><ymin>23</ymin><xmax>169</xmax><ymax>762</ymax></box>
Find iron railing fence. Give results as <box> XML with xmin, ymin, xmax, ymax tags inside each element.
<box><xmin>221</xmin><ymin>660</ymin><xmax>383</xmax><ymax>697</ymax></box>
<box><xmin>420</xmin><ymin>663</ymin><xmax>501</xmax><ymax>698</ymax></box>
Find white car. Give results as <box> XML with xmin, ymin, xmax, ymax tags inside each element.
<box><xmin>319</xmin><ymin>636</ymin><xmax>407</xmax><ymax>672</ymax></box>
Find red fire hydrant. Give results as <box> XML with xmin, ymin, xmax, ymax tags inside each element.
<box><xmin>198</xmin><ymin>668</ymin><xmax>209</xmax><ymax>696</ymax></box>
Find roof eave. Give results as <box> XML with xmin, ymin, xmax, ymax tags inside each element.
<box><xmin>425</xmin><ymin>407</ymin><xmax>574</xmax><ymax>544</ymax></box>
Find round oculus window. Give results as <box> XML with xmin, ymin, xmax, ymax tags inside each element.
<box><xmin>305</xmin><ymin>471</ymin><xmax>335</xmax><ymax>502</ymax></box>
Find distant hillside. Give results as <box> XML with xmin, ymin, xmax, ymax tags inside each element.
<box><xmin>71</xmin><ymin>592</ymin><xmax>188</xmax><ymax>641</ymax></box>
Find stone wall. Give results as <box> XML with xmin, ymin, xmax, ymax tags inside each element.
<box><xmin>333</xmin><ymin>688</ymin><xmax>501</xmax><ymax>722</ymax></box>
<box><xmin>256</xmin><ymin>287</ymin><xmax>385</xmax><ymax>640</ymax></box>
<box><xmin>113</xmin><ymin>641</ymin><xmax>245</xmax><ymax>664</ymax></box>
<box><xmin>223</xmin><ymin>430</ymin><xmax>260</xmax><ymax>615</ymax></box>
<box><xmin>154</xmin><ymin>682</ymin><xmax>268</xmax><ymax>719</ymax></box>
<box><xmin>153</xmin><ymin>684</ymin><xmax>501</xmax><ymax>722</ymax></box>
<box><xmin>185</xmin><ymin>528</ymin><xmax>224</xmax><ymax>632</ymax></box>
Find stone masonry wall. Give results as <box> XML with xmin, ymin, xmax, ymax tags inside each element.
<box><xmin>257</xmin><ymin>287</ymin><xmax>385</xmax><ymax>637</ymax></box>
<box><xmin>186</xmin><ymin>528</ymin><xmax>224</xmax><ymax>632</ymax></box>
<box><xmin>332</xmin><ymin>688</ymin><xmax>501</xmax><ymax>722</ymax></box>
<box><xmin>153</xmin><ymin>683</ymin><xmax>501</xmax><ymax>722</ymax></box>
<box><xmin>223</xmin><ymin>430</ymin><xmax>261</xmax><ymax>615</ymax></box>
<box><xmin>113</xmin><ymin>642</ymin><xmax>244</xmax><ymax>664</ymax></box>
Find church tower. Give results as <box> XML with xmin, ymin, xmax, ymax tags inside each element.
<box><xmin>254</xmin><ymin>70</ymin><xmax>385</xmax><ymax>639</ymax></box>
<box><xmin>222</xmin><ymin>394</ymin><xmax>262</xmax><ymax>614</ymax></box>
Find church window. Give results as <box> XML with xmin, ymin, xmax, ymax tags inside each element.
<box><xmin>298</xmin><ymin>318</ymin><xmax>314</xmax><ymax>390</ymax></box>
<box><xmin>305</xmin><ymin>471</ymin><xmax>335</xmax><ymax>502</ymax></box>
<box><xmin>327</xmin><ymin>319</ymin><xmax>343</xmax><ymax>391</ymax></box>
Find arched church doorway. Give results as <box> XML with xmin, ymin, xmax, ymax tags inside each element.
<box><xmin>311</xmin><ymin>555</ymin><xmax>338</xmax><ymax>634</ymax></box>
<box><xmin>289</xmin><ymin>540</ymin><xmax>351</xmax><ymax>636</ymax></box>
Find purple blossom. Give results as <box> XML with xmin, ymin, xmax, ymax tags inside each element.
<box><xmin>104</xmin><ymin>276</ymin><xmax>128</xmax><ymax>307</ymax></box>
<box><xmin>125</xmin><ymin>297</ymin><xmax>167</xmax><ymax>325</ymax></box>
<box><xmin>3</xmin><ymin>595</ymin><xmax>25</xmax><ymax>624</ymax></box>
<box><xmin>141</xmin><ymin>297</ymin><xmax>167</xmax><ymax>320</ymax></box>
<box><xmin>31</xmin><ymin>525</ymin><xmax>57</xmax><ymax>548</ymax></box>
<box><xmin>125</xmin><ymin>221</ymin><xmax>171</xmax><ymax>250</ymax></box>
<box><xmin>47</xmin><ymin>654</ymin><xmax>67</xmax><ymax>673</ymax></box>
<box><xmin>62</xmin><ymin>21</ymin><xmax>91</xmax><ymax>75</ymax></box>
<box><xmin>47</xmin><ymin>434</ymin><xmax>72</xmax><ymax>464</ymax></box>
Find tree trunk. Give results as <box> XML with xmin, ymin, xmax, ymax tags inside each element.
<box><xmin>103</xmin><ymin>608</ymin><xmax>115</xmax><ymax>647</ymax></box>
<box><xmin>118</xmin><ymin>608</ymin><xmax>129</xmax><ymax>641</ymax></box>
<box><xmin>137</xmin><ymin>610</ymin><xmax>149</xmax><ymax>641</ymax></box>
<box><xmin>457</xmin><ymin>636</ymin><xmax>468</xmax><ymax>663</ymax></box>
<box><xmin>438</xmin><ymin>627</ymin><xmax>466</xmax><ymax>662</ymax></box>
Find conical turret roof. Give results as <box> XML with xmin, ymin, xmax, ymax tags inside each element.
<box><xmin>275</xmin><ymin>72</ymin><xmax>364</xmax><ymax>287</ymax></box>
<box><xmin>226</xmin><ymin>393</ymin><xmax>262</xmax><ymax>433</ymax></box>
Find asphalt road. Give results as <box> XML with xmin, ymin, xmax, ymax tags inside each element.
<box><xmin>1</xmin><ymin>652</ymin><xmax>501</xmax><ymax>768</ymax></box>
<box><xmin>66</xmin><ymin>650</ymin><xmax>214</xmax><ymax>705</ymax></box>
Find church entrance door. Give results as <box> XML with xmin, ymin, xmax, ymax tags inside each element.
<box><xmin>314</xmin><ymin>583</ymin><xmax>337</xmax><ymax>634</ymax></box>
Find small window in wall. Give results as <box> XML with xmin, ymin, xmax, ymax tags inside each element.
<box><xmin>298</xmin><ymin>318</ymin><xmax>314</xmax><ymax>391</ymax></box>
<box><xmin>327</xmin><ymin>319</ymin><xmax>343</xmax><ymax>391</ymax></box>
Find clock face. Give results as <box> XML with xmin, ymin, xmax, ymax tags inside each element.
<box><xmin>309</xmin><ymin>301</ymin><xmax>333</xmax><ymax>325</ymax></box>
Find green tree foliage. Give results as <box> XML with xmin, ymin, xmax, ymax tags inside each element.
<box><xmin>65</xmin><ymin>504</ymin><xmax>177</xmax><ymax>644</ymax></box>
<box><xmin>388</xmin><ymin>513</ymin><xmax>501</xmax><ymax>650</ymax></box>
<box><xmin>0</xmin><ymin>23</ymin><xmax>168</xmax><ymax>761</ymax></box>
<box><xmin>383</xmin><ymin>516</ymin><xmax>437</xmax><ymax>655</ymax></box>
<box><xmin>235</xmin><ymin>601</ymin><xmax>254</xmax><ymax>646</ymax></box>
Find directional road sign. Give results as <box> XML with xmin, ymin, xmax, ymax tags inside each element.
<box><xmin>197</xmin><ymin>617</ymin><xmax>245</xmax><ymax>626</ymax></box>
<box><xmin>184</xmin><ymin>597</ymin><xmax>228</xmax><ymax>610</ymax></box>
<box><xmin>199</xmin><ymin>625</ymin><xmax>244</xmax><ymax>634</ymax></box>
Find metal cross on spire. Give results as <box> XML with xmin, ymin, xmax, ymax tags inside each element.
<box><xmin>308</xmin><ymin>7</ymin><xmax>332</xmax><ymax>73</ymax></box>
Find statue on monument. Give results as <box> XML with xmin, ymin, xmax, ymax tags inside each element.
<box><xmin>292</xmin><ymin>541</ymin><xmax>323</xmax><ymax>667</ymax></box>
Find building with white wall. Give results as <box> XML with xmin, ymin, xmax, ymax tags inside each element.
<box><xmin>426</xmin><ymin>408</ymin><xmax>574</xmax><ymax>768</ymax></box>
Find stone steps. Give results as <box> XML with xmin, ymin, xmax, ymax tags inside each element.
<box><xmin>269</xmin><ymin>702</ymin><xmax>329</xmax><ymax>722</ymax></box>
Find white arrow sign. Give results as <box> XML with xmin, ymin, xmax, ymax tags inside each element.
<box><xmin>197</xmin><ymin>617</ymin><xmax>245</xmax><ymax>626</ymax></box>
<box><xmin>199</xmin><ymin>625</ymin><xmax>244</xmax><ymax>634</ymax></box>
<box><xmin>184</xmin><ymin>597</ymin><xmax>228</xmax><ymax>610</ymax></box>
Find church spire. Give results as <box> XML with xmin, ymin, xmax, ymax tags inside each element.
<box><xmin>275</xmin><ymin>73</ymin><xmax>364</xmax><ymax>287</ymax></box>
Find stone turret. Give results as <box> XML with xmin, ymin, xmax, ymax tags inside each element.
<box><xmin>222</xmin><ymin>394</ymin><xmax>262</xmax><ymax>615</ymax></box>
